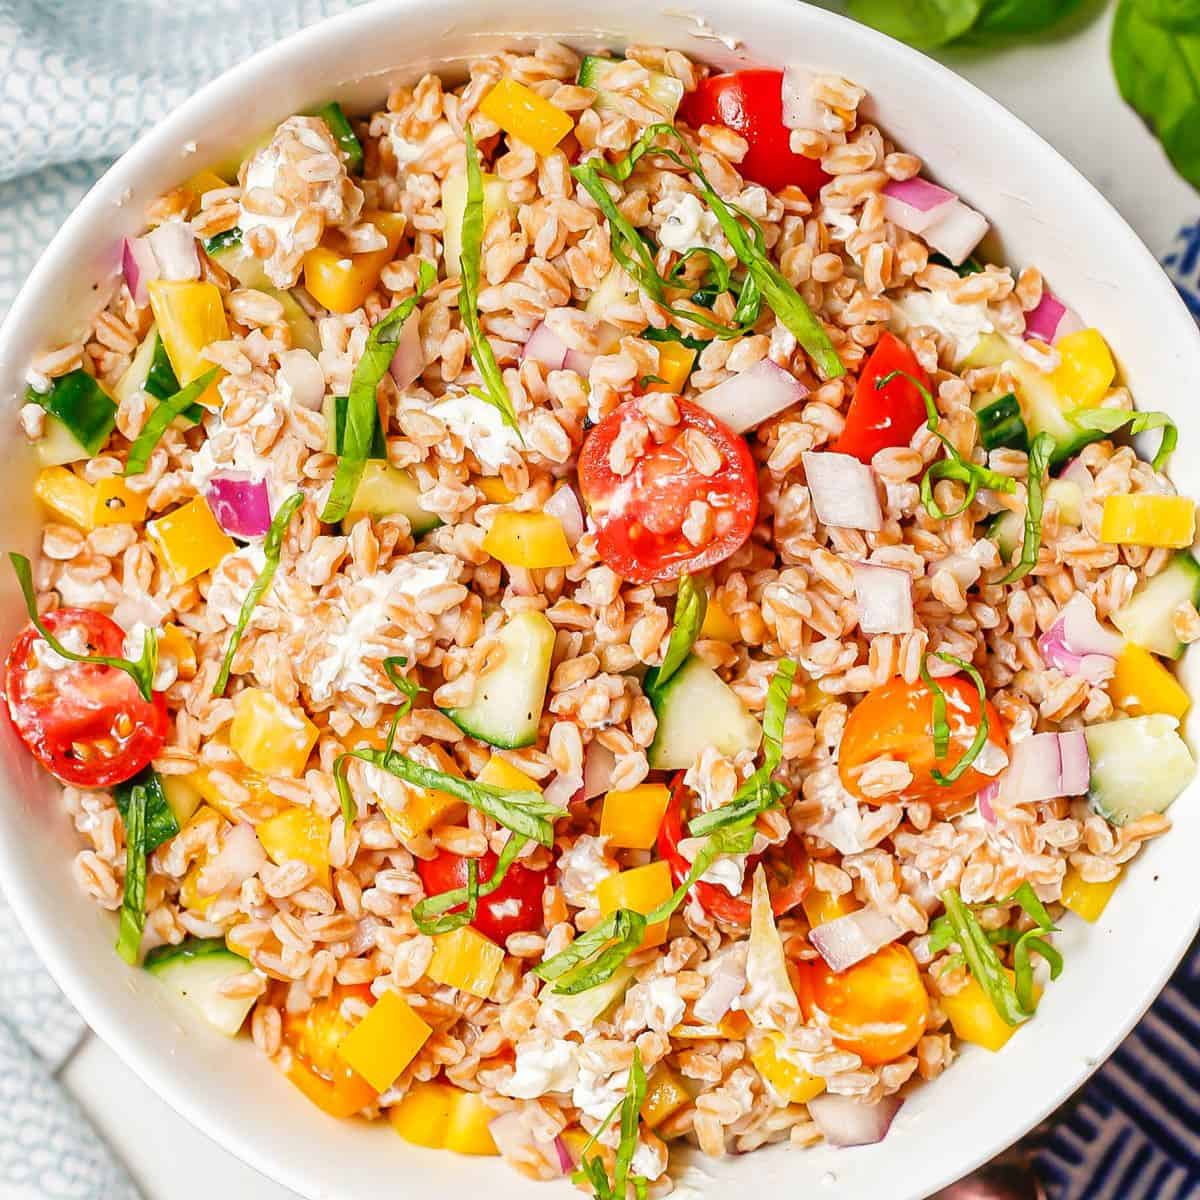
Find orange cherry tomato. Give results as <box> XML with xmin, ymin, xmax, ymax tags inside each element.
<box><xmin>838</xmin><ymin>675</ymin><xmax>1007</xmax><ymax>815</ymax></box>
<box><xmin>796</xmin><ymin>943</ymin><xmax>929</xmax><ymax>1065</ymax></box>
<box><xmin>283</xmin><ymin>984</ymin><xmax>379</xmax><ymax>1119</ymax></box>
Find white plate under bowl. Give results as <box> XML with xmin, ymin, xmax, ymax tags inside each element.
<box><xmin>0</xmin><ymin>2</ymin><xmax>1196</xmax><ymax>1198</ymax></box>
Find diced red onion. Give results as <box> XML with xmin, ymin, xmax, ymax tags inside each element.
<box><xmin>693</xmin><ymin>952</ymin><xmax>747</xmax><ymax>1024</ymax></box>
<box><xmin>488</xmin><ymin>1113</ymin><xmax>564</xmax><ymax>1173</ymax></box>
<box><xmin>1058</xmin><ymin>731</ymin><xmax>1091</xmax><ymax>797</ymax></box>
<box><xmin>553</xmin><ymin>1135</ymin><xmax>574</xmax><ymax>1174</ymax></box>
<box><xmin>521</xmin><ymin>320</ymin><xmax>569</xmax><ymax>371</ymax></box>
<box><xmin>922</xmin><ymin>199</ymin><xmax>988</xmax><ymax>267</ymax></box>
<box><xmin>852</xmin><ymin>562</ymin><xmax>913</xmax><ymax>635</ymax></box>
<box><xmin>562</xmin><ymin>321</ymin><xmax>621</xmax><ymax>377</ymax></box>
<box><xmin>802</xmin><ymin>451</ymin><xmax>882</xmax><ymax>532</ymax></box>
<box><xmin>388</xmin><ymin>316</ymin><xmax>424</xmax><ymax>390</ymax></box>
<box><xmin>1037</xmin><ymin>593</ymin><xmax>1121</xmax><ymax>683</ymax></box>
<box><xmin>146</xmin><ymin>221</ymin><xmax>200</xmax><ymax>281</ymax></box>
<box><xmin>977</xmin><ymin>780</ymin><xmax>999</xmax><ymax>826</ymax></box>
<box><xmin>544</xmin><ymin>485</ymin><xmax>585</xmax><ymax>547</ymax></box>
<box><xmin>277</xmin><ymin>349</ymin><xmax>326</xmax><ymax>411</ymax></box>
<box><xmin>809</xmin><ymin>908</ymin><xmax>902</xmax><ymax>973</ymax></box>
<box><xmin>1058</xmin><ymin>456</ymin><xmax>1094</xmax><ymax>497</ymax></box>
<box><xmin>808</xmin><ymin>1093</ymin><xmax>903</xmax><ymax>1148</ymax></box>
<box><xmin>122</xmin><ymin>236</ymin><xmax>160</xmax><ymax>306</ymax></box>
<box><xmin>1023</xmin><ymin>288</ymin><xmax>1084</xmax><ymax>345</ymax></box>
<box><xmin>584</xmin><ymin>741</ymin><xmax>617</xmax><ymax>799</ymax></box>
<box><xmin>998</xmin><ymin>731</ymin><xmax>1091</xmax><ymax>806</ymax></box>
<box><xmin>206</xmin><ymin>474</ymin><xmax>272</xmax><ymax>539</ymax></box>
<box><xmin>881</xmin><ymin>178</ymin><xmax>957</xmax><ymax>234</ymax></box>
<box><xmin>544</xmin><ymin>771</ymin><xmax>584</xmax><ymax>810</ymax></box>
<box><xmin>695</xmin><ymin>358</ymin><xmax>809</xmax><ymax>433</ymax></box>
<box><xmin>781</xmin><ymin>65</ymin><xmax>822</xmax><ymax>130</ymax></box>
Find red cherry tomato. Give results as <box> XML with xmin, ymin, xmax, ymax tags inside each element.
<box><xmin>680</xmin><ymin>70</ymin><xmax>831</xmax><ymax>197</ymax></box>
<box><xmin>578</xmin><ymin>397</ymin><xmax>758</xmax><ymax>584</ymax></box>
<box><xmin>416</xmin><ymin>847</ymin><xmax>546</xmax><ymax>944</ymax></box>
<box><xmin>835</xmin><ymin>332</ymin><xmax>932</xmax><ymax>464</ymax></box>
<box><xmin>657</xmin><ymin>775</ymin><xmax>808</xmax><ymax>926</ymax></box>
<box><xmin>4</xmin><ymin>609</ymin><xmax>168</xmax><ymax>788</ymax></box>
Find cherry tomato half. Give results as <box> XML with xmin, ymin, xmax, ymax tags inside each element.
<box><xmin>839</xmin><ymin>675</ymin><xmax>1008</xmax><ymax>815</ymax></box>
<box><xmin>834</xmin><ymin>332</ymin><xmax>931</xmax><ymax>464</ymax></box>
<box><xmin>416</xmin><ymin>847</ymin><xmax>546</xmax><ymax>944</ymax></box>
<box><xmin>657</xmin><ymin>774</ymin><xmax>808</xmax><ymax>926</ymax></box>
<box><xmin>284</xmin><ymin>983</ymin><xmax>379</xmax><ymax>1119</ymax></box>
<box><xmin>796</xmin><ymin>943</ymin><xmax>930</xmax><ymax>1065</ymax></box>
<box><xmin>3</xmin><ymin>609</ymin><xmax>168</xmax><ymax>788</ymax></box>
<box><xmin>579</xmin><ymin>397</ymin><xmax>758</xmax><ymax>585</ymax></box>
<box><xmin>680</xmin><ymin>69</ymin><xmax>832</xmax><ymax>197</ymax></box>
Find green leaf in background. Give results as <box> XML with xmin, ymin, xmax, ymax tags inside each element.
<box><xmin>1135</xmin><ymin>0</ymin><xmax>1200</xmax><ymax>28</ymax></box>
<box><xmin>847</xmin><ymin>0</ymin><xmax>984</xmax><ymax>48</ymax></box>
<box><xmin>969</xmin><ymin>0</ymin><xmax>1088</xmax><ymax>38</ymax></box>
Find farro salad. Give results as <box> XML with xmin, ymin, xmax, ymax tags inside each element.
<box><xmin>5</xmin><ymin>41</ymin><xmax>1198</xmax><ymax>1190</ymax></box>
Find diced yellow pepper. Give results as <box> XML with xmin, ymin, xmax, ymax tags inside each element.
<box><xmin>801</xmin><ymin>888</ymin><xmax>858</xmax><ymax>930</ymax></box>
<box><xmin>482</xmin><ymin>510</ymin><xmax>575</xmax><ymax>569</ymax></box>
<box><xmin>644</xmin><ymin>341</ymin><xmax>696</xmax><ymax>395</ymax></box>
<box><xmin>477</xmin><ymin>476</ymin><xmax>516</xmax><ymax>504</ymax></box>
<box><xmin>378</xmin><ymin>743</ymin><xmax>465</xmax><ymax>840</ymax></box>
<box><xmin>1100</xmin><ymin>494</ymin><xmax>1195</xmax><ymax>548</ymax></box>
<box><xmin>1053</xmin><ymin>328</ymin><xmax>1116</xmax><ymax>407</ymax></box>
<box><xmin>641</xmin><ymin>1067</ymin><xmax>691</xmax><ymax>1128</ymax></box>
<box><xmin>182</xmin><ymin>169</ymin><xmax>231</xmax><ymax>215</ymax></box>
<box><xmin>600</xmin><ymin>783</ymin><xmax>671</xmax><ymax>850</ymax></box>
<box><xmin>941</xmin><ymin>974</ymin><xmax>1026</xmax><ymax>1052</ymax></box>
<box><xmin>1109</xmin><ymin>642</ymin><xmax>1190</xmax><ymax>720</ymax></box>
<box><xmin>34</xmin><ymin>466</ymin><xmax>96</xmax><ymax>531</ymax></box>
<box><xmin>92</xmin><ymin>476</ymin><xmax>148</xmax><ymax>525</ymax></box>
<box><xmin>443</xmin><ymin>1089</ymin><xmax>499</xmax><ymax>1155</ymax></box>
<box><xmin>596</xmin><ymin>861</ymin><xmax>674</xmax><ymax>949</ymax></box>
<box><xmin>229</xmin><ymin>687</ymin><xmax>319</xmax><ymax>779</ymax></box>
<box><xmin>177</xmin><ymin>806</ymin><xmax>223</xmax><ymax>913</ymax></box>
<box><xmin>158</xmin><ymin>623</ymin><xmax>197</xmax><ymax>681</ymax></box>
<box><xmin>1061</xmin><ymin>867</ymin><xmax>1121</xmax><ymax>923</ymax></box>
<box><xmin>479</xmin><ymin>78</ymin><xmax>574</xmax><ymax>157</ymax></box>
<box><xmin>303</xmin><ymin>211</ymin><xmax>406</xmax><ymax>314</ymax></box>
<box><xmin>336</xmin><ymin>989</ymin><xmax>432</xmax><ymax>1092</ymax></box>
<box><xmin>750</xmin><ymin>1032</ymin><xmax>826</xmax><ymax>1103</ymax></box>
<box><xmin>147</xmin><ymin>279</ymin><xmax>228</xmax><ymax>406</ymax></box>
<box><xmin>699</xmin><ymin>597</ymin><xmax>739</xmax><ymax>642</ymax></box>
<box><xmin>477</xmin><ymin>755</ymin><xmax>541</xmax><ymax>793</ymax></box>
<box><xmin>427</xmin><ymin>926</ymin><xmax>505</xmax><ymax>998</ymax></box>
<box><xmin>146</xmin><ymin>497</ymin><xmax>235</xmax><ymax>582</ymax></box>
<box><xmin>388</xmin><ymin>1083</ymin><xmax>499</xmax><ymax>1155</ymax></box>
<box><xmin>256</xmin><ymin>805</ymin><xmax>331</xmax><ymax>889</ymax></box>
<box><xmin>185</xmin><ymin>765</ymin><xmax>281</xmax><ymax>822</ymax></box>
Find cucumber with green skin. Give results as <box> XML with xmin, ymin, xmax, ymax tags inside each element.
<box><xmin>340</xmin><ymin>461</ymin><xmax>440</xmax><ymax>536</ymax></box>
<box><xmin>1112</xmin><ymin>553</ymin><xmax>1200</xmax><ymax>659</ymax></box>
<box><xmin>208</xmin><ymin>241</ymin><xmax>321</xmax><ymax>355</ymax></box>
<box><xmin>29</xmin><ymin>370</ymin><xmax>116</xmax><ymax>459</ymax></box>
<box><xmin>577</xmin><ymin>55</ymin><xmax>685</xmax><ymax>120</ymax></box>
<box><xmin>1084</xmin><ymin>714</ymin><xmax>1195</xmax><ymax>826</ymax></box>
<box><xmin>144</xmin><ymin>938</ymin><xmax>256</xmax><ymax>1036</ymax></box>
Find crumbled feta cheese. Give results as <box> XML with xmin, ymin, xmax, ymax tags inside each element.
<box><xmin>501</xmin><ymin>1033</ymin><xmax>579</xmax><ymax>1099</ymax></box>
<box><xmin>698</xmin><ymin>852</ymin><xmax>747</xmax><ymax>896</ymax></box>
<box><xmin>638</xmin><ymin>976</ymin><xmax>687</xmax><ymax>1033</ymax></box>
<box><xmin>653</xmin><ymin>191</ymin><xmax>728</xmax><ymax>256</ymax></box>
<box><xmin>556</xmin><ymin>834</ymin><xmax>616</xmax><ymax>908</ymax></box>
<box><xmin>890</xmin><ymin>288</ymin><xmax>994</xmax><ymax>364</ymax></box>
<box><xmin>25</xmin><ymin>369</ymin><xmax>51</xmax><ymax>395</ymax></box>
<box><xmin>973</xmin><ymin>739</ymin><xmax>1009</xmax><ymax>777</ymax></box>
<box><xmin>822</xmin><ymin>206</ymin><xmax>860</xmax><ymax>243</ymax></box>
<box><xmin>573</xmin><ymin>1059</ymin><xmax>629</xmax><ymax>1122</ymax></box>
<box><xmin>121</xmin><ymin>623</ymin><xmax>176</xmax><ymax>692</ymax></box>
<box><xmin>631</xmin><ymin>1140</ymin><xmax>668</xmax><ymax>1181</ymax></box>
<box><xmin>432</xmin><ymin>392</ymin><xmax>522</xmax><ymax>473</ymax></box>
<box><xmin>240</xmin><ymin>147</ymin><xmax>302</xmax><ymax>263</ymax></box>
<box><xmin>29</xmin><ymin>625</ymin><xmax>91</xmax><ymax>676</ymax></box>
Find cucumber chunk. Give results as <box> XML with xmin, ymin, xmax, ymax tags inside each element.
<box><xmin>445</xmin><ymin>611</ymin><xmax>556</xmax><ymax>748</ymax></box>
<box><xmin>442</xmin><ymin>171</ymin><xmax>512</xmax><ymax>279</ymax></box>
<box><xmin>539</xmin><ymin>964</ymin><xmax>635</xmax><ymax>1030</ymax></box>
<box><xmin>144</xmin><ymin>938</ymin><xmax>256</xmax><ymax>1036</ymax></box>
<box><xmin>577</xmin><ymin>55</ymin><xmax>684</xmax><ymax>120</ymax></box>
<box><xmin>30</xmin><ymin>370</ymin><xmax>117</xmax><ymax>457</ymax></box>
<box><xmin>34</xmin><ymin>414</ymin><xmax>91</xmax><ymax>467</ymax></box>
<box><xmin>1085</xmin><ymin>715</ymin><xmax>1195</xmax><ymax>826</ymax></box>
<box><xmin>586</xmin><ymin>265</ymin><xmax>639</xmax><ymax>319</ymax></box>
<box><xmin>975</xmin><ymin>392</ymin><xmax>1027</xmax><ymax>452</ymax></box>
<box><xmin>209</xmin><ymin>242</ymin><xmax>321</xmax><ymax>354</ymax></box>
<box><xmin>1112</xmin><ymin>553</ymin><xmax>1200</xmax><ymax>659</ymax></box>
<box><xmin>645</xmin><ymin>657</ymin><xmax>762</xmax><ymax>771</ymax></box>
<box><xmin>341</xmin><ymin>461</ymin><xmax>440</xmax><ymax>535</ymax></box>
<box><xmin>988</xmin><ymin>479</ymin><xmax>1082</xmax><ymax>562</ymax></box>
<box><xmin>114</xmin><ymin>328</ymin><xmax>201</xmax><ymax>423</ymax></box>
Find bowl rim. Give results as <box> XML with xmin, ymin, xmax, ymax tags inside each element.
<box><xmin>1</xmin><ymin>1</ymin><xmax>1198</xmax><ymax>1196</ymax></box>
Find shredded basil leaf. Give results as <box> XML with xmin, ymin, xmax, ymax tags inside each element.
<box><xmin>114</xmin><ymin>769</ymin><xmax>179</xmax><ymax>854</ymax></box>
<box><xmin>211</xmin><ymin>492</ymin><xmax>304</xmax><ymax>697</ymax></box>
<box><xmin>656</xmin><ymin>575</ymin><xmax>707</xmax><ymax>689</ymax></box>
<box><xmin>1000</xmin><ymin>431</ymin><xmax>1054</xmax><ymax>583</ymax></box>
<box><xmin>381</xmin><ymin>655</ymin><xmax>421</xmax><ymax>754</ymax></box>
<box><xmin>919</xmin><ymin>650</ymin><xmax>991</xmax><ymax>786</ymax></box>
<box><xmin>116</xmin><ymin>783</ymin><xmax>148</xmax><ymax>964</ymax></box>
<box><xmin>412</xmin><ymin>833</ymin><xmax>528</xmax><ymax>935</ymax></box>
<box><xmin>1066</xmin><ymin>407</ymin><xmax>1177</xmax><ymax>472</ymax></box>
<box><xmin>460</xmin><ymin>128</ymin><xmax>522</xmax><ymax>435</ymax></box>
<box><xmin>642</xmin><ymin>325</ymin><xmax>710</xmax><ymax>352</ymax></box>
<box><xmin>320</xmin><ymin>259</ymin><xmax>437</xmax><ymax>523</ymax></box>
<box><xmin>8</xmin><ymin>552</ymin><xmax>159</xmax><ymax>702</ymax></box>
<box><xmin>571</xmin><ymin>1048</ymin><xmax>649</xmax><ymax>1200</ymax></box>
<box><xmin>124</xmin><ymin>368</ymin><xmax>220</xmax><ymax>477</ymax></box>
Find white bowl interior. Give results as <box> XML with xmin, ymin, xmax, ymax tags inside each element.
<box><xmin>1</xmin><ymin>2</ymin><xmax>1197</xmax><ymax>1198</ymax></box>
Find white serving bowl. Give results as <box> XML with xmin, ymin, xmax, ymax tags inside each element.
<box><xmin>1</xmin><ymin>1</ymin><xmax>1197</xmax><ymax>1197</ymax></box>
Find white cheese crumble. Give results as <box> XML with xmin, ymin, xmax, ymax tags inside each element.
<box><xmin>573</xmin><ymin>1060</ymin><xmax>630</xmax><ymax>1122</ymax></box>
<box><xmin>121</xmin><ymin>623</ymin><xmax>177</xmax><ymax>692</ymax></box>
<box><xmin>631</xmin><ymin>1140</ymin><xmax>669</xmax><ymax>1181</ymax></box>
<box><xmin>239</xmin><ymin>147</ymin><xmax>302</xmax><ymax>266</ymax></box>
<box><xmin>653</xmin><ymin>191</ymin><xmax>729</xmax><ymax>256</ymax></box>
<box><xmin>432</xmin><ymin>392</ymin><xmax>522</xmax><ymax>472</ymax></box>
<box><xmin>890</xmin><ymin>288</ymin><xmax>995</xmax><ymax>364</ymax></box>
<box><xmin>556</xmin><ymin>834</ymin><xmax>616</xmax><ymax>908</ymax></box>
<box><xmin>500</xmin><ymin>1034</ymin><xmax>579</xmax><ymax>1099</ymax></box>
<box><xmin>635</xmin><ymin>976</ymin><xmax>687</xmax><ymax>1034</ymax></box>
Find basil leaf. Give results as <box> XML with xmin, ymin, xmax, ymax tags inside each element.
<box><xmin>1000</xmin><ymin>432</ymin><xmax>1054</xmax><ymax>583</ymax></box>
<box><xmin>1136</xmin><ymin>0</ymin><xmax>1200</xmax><ymax>27</ymax></box>
<box><xmin>8</xmin><ymin>552</ymin><xmax>159</xmax><ymax>702</ymax></box>
<box><xmin>114</xmin><ymin>769</ymin><xmax>179</xmax><ymax>854</ymax></box>
<box><xmin>940</xmin><ymin>888</ymin><xmax>1029</xmax><ymax>1026</ymax></box>
<box><xmin>412</xmin><ymin>834</ymin><xmax>528</xmax><ymax>935</ymax></box>
<box><xmin>920</xmin><ymin>650</ymin><xmax>991</xmax><ymax>785</ymax></box>
<box><xmin>320</xmin><ymin>259</ymin><xmax>436</xmax><ymax>523</ymax></box>
<box><xmin>460</xmin><ymin>128</ymin><xmax>522</xmax><ymax>436</ymax></box>
<box><xmin>116</xmin><ymin>783</ymin><xmax>148</xmax><ymax>964</ymax></box>
<box><xmin>967</xmin><ymin>0</ymin><xmax>1085</xmax><ymax>38</ymax></box>
<box><xmin>30</xmin><ymin>370</ymin><xmax>117</xmax><ymax>456</ymax></box>
<box><xmin>381</xmin><ymin>654</ymin><xmax>421</xmax><ymax>754</ymax></box>
<box><xmin>656</xmin><ymin>575</ymin><xmax>707</xmax><ymax>689</ymax></box>
<box><xmin>847</xmin><ymin>0</ymin><xmax>984</xmax><ymax>49</ymax></box>
<box><xmin>211</xmin><ymin>492</ymin><xmax>304</xmax><ymax>697</ymax></box>
<box><xmin>642</xmin><ymin>325</ymin><xmax>710</xmax><ymax>352</ymax></box>
<box><xmin>571</xmin><ymin>1048</ymin><xmax>649</xmax><ymax>1200</ymax></box>
<box><xmin>533</xmin><ymin>908</ymin><xmax>648</xmax><ymax>994</ymax></box>
<box><xmin>1066</xmin><ymin>406</ymin><xmax>1177</xmax><ymax>471</ymax></box>
<box><xmin>124</xmin><ymin>369</ymin><xmax>220</xmax><ymax>477</ymax></box>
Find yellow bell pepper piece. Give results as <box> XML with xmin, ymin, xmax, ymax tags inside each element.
<box><xmin>1100</xmin><ymin>494</ymin><xmax>1195</xmax><ymax>548</ymax></box>
<box><xmin>303</xmin><ymin>211</ymin><xmax>406</xmax><ymax>314</ymax></box>
<box><xmin>158</xmin><ymin>624</ymin><xmax>197</xmax><ymax>681</ymax></box>
<box><xmin>1053</xmin><ymin>328</ymin><xmax>1116</xmax><ymax>407</ymax></box>
<box><xmin>477</xmin><ymin>477</ymin><xmax>516</xmax><ymax>504</ymax></box>
<box><xmin>92</xmin><ymin>475</ymin><xmax>148</xmax><ymax>526</ymax></box>
<box><xmin>184</xmin><ymin>765</ymin><xmax>282</xmax><ymax>822</ymax></box>
<box><xmin>443</xmin><ymin>1089</ymin><xmax>499</xmax><ymax>1155</ymax></box>
<box><xmin>229</xmin><ymin>687</ymin><xmax>319</xmax><ymax>779</ymax></box>
<box><xmin>147</xmin><ymin>279</ymin><xmax>228</xmax><ymax>406</ymax></box>
<box><xmin>256</xmin><ymin>805</ymin><xmax>332</xmax><ymax>889</ymax></box>
<box><xmin>941</xmin><ymin>973</ymin><xmax>1029</xmax><ymax>1052</ymax></box>
<box><xmin>336</xmin><ymin>989</ymin><xmax>432</xmax><ymax>1093</ymax></box>
<box><xmin>699</xmin><ymin>597</ymin><xmax>739</xmax><ymax>642</ymax></box>
<box><xmin>750</xmin><ymin>1032</ymin><xmax>826</xmax><ymax>1103</ymax></box>
<box><xmin>644</xmin><ymin>341</ymin><xmax>696</xmax><ymax>395</ymax></box>
<box><xmin>600</xmin><ymin>783</ymin><xmax>671</xmax><ymax>850</ymax></box>
<box><xmin>482</xmin><ymin>510</ymin><xmax>575</xmax><ymax>569</ymax></box>
<box><xmin>427</xmin><ymin>926</ymin><xmax>505</xmax><ymax>998</ymax></box>
<box><xmin>479</xmin><ymin>78</ymin><xmax>574</xmax><ymax>157</ymax></box>
<box><xmin>1108</xmin><ymin>642</ymin><xmax>1190</xmax><ymax>720</ymax></box>
<box><xmin>146</xmin><ymin>496</ymin><xmax>235</xmax><ymax>582</ymax></box>
<box><xmin>477</xmin><ymin>755</ymin><xmax>542</xmax><ymax>793</ymax></box>
<box><xmin>596</xmin><ymin>861</ymin><xmax>674</xmax><ymax>949</ymax></box>
<box><xmin>802</xmin><ymin>888</ymin><xmax>858</xmax><ymax>930</ymax></box>
<box><xmin>34</xmin><ymin>466</ymin><xmax>96</xmax><ymax>532</ymax></box>
<box><xmin>378</xmin><ymin>743</ymin><xmax>465</xmax><ymax>840</ymax></box>
<box><xmin>1061</xmin><ymin>867</ymin><xmax>1121</xmax><ymax>923</ymax></box>
<box><xmin>388</xmin><ymin>1082</ymin><xmax>499</xmax><ymax>1155</ymax></box>
<box><xmin>641</xmin><ymin>1067</ymin><xmax>691</xmax><ymax>1128</ymax></box>
<box><xmin>182</xmin><ymin>169</ymin><xmax>231</xmax><ymax>215</ymax></box>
